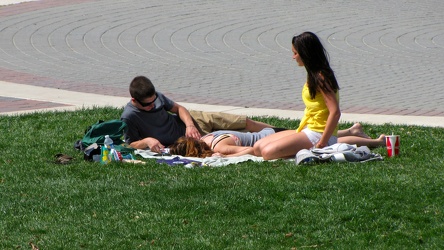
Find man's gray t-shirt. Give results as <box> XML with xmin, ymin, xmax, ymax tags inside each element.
<box><xmin>120</xmin><ymin>91</ymin><xmax>186</xmax><ymax>146</ymax></box>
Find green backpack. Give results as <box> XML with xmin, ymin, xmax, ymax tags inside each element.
<box><xmin>75</xmin><ymin>120</ymin><xmax>134</xmax><ymax>161</ymax></box>
<box><xmin>81</xmin><ymin>120</ymin><xmax>127</xmax><ymax>148</ymax></box>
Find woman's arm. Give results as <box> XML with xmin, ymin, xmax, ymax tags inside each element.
<box><xmin>211</xmin><ymin>136</ymin><xmax>256</xmax><ymax>156</ymax></box>
<box><xmin>217</xmin><ymin>145</ymin><xmax>255</xmax><ymax>157</ymax></box>
<box><xmin>317</xmin><ymin>90</ymin><xmax>341</xmax><ymax>148</ymax></box>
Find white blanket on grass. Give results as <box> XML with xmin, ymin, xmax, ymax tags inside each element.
<box><xmin>135</xmin><ymin>149</ymin><xmax>265</xmax><ymax>167</ymax></box>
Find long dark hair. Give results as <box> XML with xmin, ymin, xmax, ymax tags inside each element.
<box><xmin>292</xmin><ymin>32</ymin><xmax>339</xmax><ymax>99</ymax></box>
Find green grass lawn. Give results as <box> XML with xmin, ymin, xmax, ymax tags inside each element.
<box><xmin>1</xmin><ymin>107</ymin><xmax>443</xmax><ymax>249</ymax></box>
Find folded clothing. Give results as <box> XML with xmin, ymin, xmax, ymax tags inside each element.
<box><xmin>295</xmin><ymin>143</ymin><xmax>383</xmax><ymax>165</ymax></box>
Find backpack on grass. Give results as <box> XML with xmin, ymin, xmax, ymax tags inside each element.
<box><xmin>80</xmin><ymin>119</ymin><xmax>127</xmax><ymax>148</ymax></box>
<box><xmin>74</xmin><ymin>120</ymin><xmax>133</xmax><ymax>161</ymax></box>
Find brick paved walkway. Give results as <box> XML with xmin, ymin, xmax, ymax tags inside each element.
<box><xmin>1</xmin><ymin>0</ymin><xmax>443</xmax><ymax>116</ymax></box>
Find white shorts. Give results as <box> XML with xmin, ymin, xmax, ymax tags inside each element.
<box><xmin>302</xmin><ymin>128</ymin><xmax>338</xmax><ymax>148</ymax></box>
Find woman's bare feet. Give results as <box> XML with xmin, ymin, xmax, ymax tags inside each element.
<box><xmin>349</xmin><ymin>123</ymin><xmax>371</xmax><ymax>139</ymax></box>
<box><xmin>377</xmin><ymin>134</ymin><xmax>386</xmax><ymax>146</ymax></box>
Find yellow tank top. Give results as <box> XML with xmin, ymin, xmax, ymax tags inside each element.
<box><xmin>296</xmin><ymin>83</ymin><xmax>339</xmax><ymax>135</ymax></box>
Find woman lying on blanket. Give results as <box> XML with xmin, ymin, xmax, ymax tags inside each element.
<box><xmin>169</xmin><ymin>128</ymin><xmax>281</xmax><ymax>158</ymax></box>
<box><xmin>168</xmin><ymin>123</ymin><xmax>386</xmax><ymax>158</ymax></box>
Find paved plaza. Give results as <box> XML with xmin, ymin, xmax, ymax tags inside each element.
<box><xmin>1</xmin><ymin>0</ymin><xmax>444</xmax><ymax>125</ymax></box>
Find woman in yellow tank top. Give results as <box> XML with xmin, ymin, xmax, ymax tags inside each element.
<box><xmin>254</xmin><ymin>32</ymin><xmax>341</xmax><ymax>160</ymax></box>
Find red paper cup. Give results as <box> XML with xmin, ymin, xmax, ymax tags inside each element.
<box><xmin>385</xmin><ymin>135</ymin><xmax>400</xmax><ymax>157</ymax></box>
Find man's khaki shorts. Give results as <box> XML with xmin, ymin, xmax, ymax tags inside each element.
<box><xmin>189</xmin><ymin>110</ymin><xmax>246</xmax><ymax>135</ymax></box>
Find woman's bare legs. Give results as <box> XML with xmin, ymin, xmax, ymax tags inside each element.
<box><xmin>336</xmin><ymin>123</ymin><xmax>385</xmax><ymax>148</ymax></box>
<box><xmin>248</xmin><ymin>121</ymin><xmax>372</xmax><ymax>137</ymax></box>
<box><xmin>251</xmin><ymin>122</ymin><xmax>384</xmax><ymax>157</ymax></box>
<box><xmin>253</xmin><ymin>130</ymin><xmax>313</xmax><ymax>160</ymax></box>
<box><xmin>253</xmin><ymin>130</ymin><xmax>293</xmax><ymax>155</ymax></box>
<box><xmin>339</xmin><ymin>134</ymin><xmax>386</xmax><ymax>148</ymax></box>
<box><xmin>338</xmin><ymin>123</ymin><xmax>370</xmax><ymax>138</ymax></box>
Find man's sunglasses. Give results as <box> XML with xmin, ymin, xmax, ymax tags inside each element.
<box><xmin>136</xmin><ymin>94</ymin><xmax>157</xmax><ymax>107</ymax></box>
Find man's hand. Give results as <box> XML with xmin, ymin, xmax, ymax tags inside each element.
<box><xmin>170</xmin><ymin>103</ymin><xmax>202</xmax><ymax>140</ymax></box>
<box><xmin>142</xmin><ymin>137</ymin><xmax>165</xmax><ymax>153</ymax></box>
<box><xmin>185</xmin><ymin>125</ymin><xmax>201</xmax><ymax>140</ymax></box>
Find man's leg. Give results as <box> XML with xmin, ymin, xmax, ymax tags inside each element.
<box><xmin>189</xmin><ymin>110</ymin><xmax>248</xmax><ymax>134</ymax></box>
<box><xmin>245</xmin><ymin>118</ymin><xmax>274</xmax><ymax>132</ymax></box>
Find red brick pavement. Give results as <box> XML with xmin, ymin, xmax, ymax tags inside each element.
<box><xmin>1</xmin><ymin>0</ymin><xmax>443</xmax><ymax>117</ymax></box>
<box><xmin>0</xmin><ymin>96</ymin><xmax>71</xmax><ymax>113</ymax></box>
<box><xmin>0</xmin><ymin>0</ymin><xmax>103</xmax><ymax>114</ymax></box>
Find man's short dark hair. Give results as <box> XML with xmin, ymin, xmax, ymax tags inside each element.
<box><xmin>129</xmin><ymin>76</ymin><xmax>156</xmax><ymax>100</ymax></box>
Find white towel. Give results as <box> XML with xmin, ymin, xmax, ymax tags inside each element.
<box><xmin>135</xmin><ymin>149</ymin><xmax>265</xmax><ymax>167</ymax></box>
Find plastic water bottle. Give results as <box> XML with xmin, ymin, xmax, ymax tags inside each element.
<box><xmin>104</xmin><ymin>135</ymin><xmax>122</xmax><ymax>161</ymax></box>
<box><xmin>104</xmin><ymin>135</ymin><xmax>114</xmax><ymax>149</ymax></box>
<box><xmin>101</xmin><ymin>135</ymin><xmax>113</xmax><ymax>164</ymax></box>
